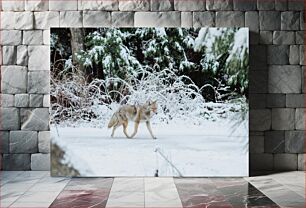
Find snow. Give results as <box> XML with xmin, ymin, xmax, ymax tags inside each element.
<box><xmin>51</xmin><ymin>119</ymin><xmax>248</xmax><ymax>177</ymax></box>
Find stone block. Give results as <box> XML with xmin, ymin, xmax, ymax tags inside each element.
<box><xmin>281</xmin><ymin>11</ymin><xmax>300</xmax><ymax>30</ymax></box>
<box><xmin>23</xmin><ymin>30</ymin><xmax>43</xmax><ymax>45</ymax></box>
<box><xmin>257</xmin><ymin>0</ymin><xmax>274</xmax><ymax>10</ymax></box>
<box><xmin>295</xmin><ymin>108</ymin><xmax>304</xmax><ymax>130</ymax></box>
<box><xmin>31</xmin><ymin>153</ymin><xmax>50</xmax><ymax>170</ymax></box>
<box><xmin>83</xmin><ymin>11</ymin><xmax>111</xmax><ymax>27</ymax></box>
<box><xmin>267</xmin><ymin>45</ymin><xmax>288</xmax><ymax>64</ymax></box>
<box><xmin>0</xmin><ymin>94</ymin><xmax>14</xmax><ymax>107</ymax></box>
<box><xmin>206</xmin><ymin>0</ymin><xmax>233</xmax><ymax>10</ymax></box>
<box><xmin>245</xmin><ymin>11</ymin><xmax>259</xmax><ymax>33</ymax></box>
<box><xmin>250</xmin><ymin>153</ymin><xmax>273</xmax><ymax>170</ymax></box>
<box><xmin>10</xmin><ymin>131</ymin><xmax>38</xmax><ymax>153</ymax></box>
<box><xmin>295</xmin><ymin>31</ymin><xmax>304</xmax><ymax>44</ymax></box>
<box><xmin>266</xmin><ymin>94</ymin><xmax>285</xmax><ymax>108</ymax></box>
<box><xmin>2</xmin><ymin>46</ymin><xmax>17</xmax><ymax>65</ymax></box>
<box><xmin>151</xmin><ymin>0</ymin><xmax>173</xmax><ymax>11</ymax></box>
<box><xmin>300</xmin><ymin>12</ymin><xmax>304</xmax><ymax>30</ymax></box>
<box><xmin>273</xmin><ymin>31</ymin><xmax>295</xmax><ymax>45</ymax></box>
<box><xmin>14</xmin><ymin>12</ymin><xmax>34</xmax><ymax>30</ymax></box>
<box><xmin>264</xmin><ymin>131</ymin><xmax>285</xmax><ymax>153</ymax></box>
<box><xmin>135</xmin><ymin>12</ymin><xmax>180</xmax><ymax>27</ymax></box>
<box><xmin>249</xmin><ymin>70</ymin><xmax>267</xmax><ymax>93</ymax></box>
<box><xmin>272</xmin><ymin>108</ymin><xmax>295</xmax><ymax>130</ymax></box>
<box><xmin>43</xmin><ymin>95</ymin><xmax>50</xmax><ymax>107</ymax></box>
<box><xmin>174</xmin><ymin>0</ymin><xmax>205</xmax><ymax>11</ymax></box>
<box><xmin>259</xmin><ymin>11</ymin><xmax>281</xmax><ymax>30</ymax></box>
<box><xmin>288</xmin><ymin>0</ymin><xmax>304</xmax><ymax>11</ymax></box>
<box><xmin>269</xmin><ymin>65</ymin><xmax>301</xmax><ymax>93</ymax></box>
<box><xmin>286</xmin><ymin>94</ymin><xmax>304</xmax><ymax>108</ymax></box>
<box><xmin>2</xmin><ymin>1</ymin><xmax>24</xmax><ymax>11</ymax></box>
<box><xmin>233</xmin><ymin>0</ymin><xmax>256</xmax><ymax>10</ymax></box>
<box><xmin>250</xmin><ymin>109</ymin><xmax>271</xmax><ymax>131</ymax></box>
<box><xmin>0</xmin><ymin>108</ymin><xmax>20</xmax><ymax>130</ymax></box>
<box><xmin>274</xmin><ymin>154</ymin><xmax>298</xmax><ymax>170</ymax></box>
<box><xmin>193</xmin><ymin>12</ymin><xmax>215</xmax><ymax>27</ymax></box>
<box><xmin>21</xmin><ymin>108</ymin><xmax>49</xmax><ymax>131</ymax></box>
<box><xmin>259</xmin><ymin>31</ymin><xmax>273</xmax><ymax>44</ymax></box>
<box><xmin>289</xmin><ymin>45</ymin><xmax>300</xmax><ymax>64</ymax></box>
<box><xmin>0</xmin><ymin>131</ymin><xmax>10</xmax><ymax>153</ymax></box>
<box><xmin>249</xmin><ymin>93</ymin><xmax>266</xmax><ymax>109</ymax></box>
<box><xmin>1</xmin><ymin>30</ymin><xmax>22</xmax><ymax>45</ymax></box>
<box><xmin>26</xmin><ymin>0</ymin><xmax>49</xmax><ymax>11</ymax></box>
<box><xmin>216</xmin><ymin>11</ymin><xmax>244</xmax><ymax>27</ymax></box>
<box><xmin>1</xmin><ymin>12</ymin><xmax>15</xmax><ymax>29</ymax></box>
<box><xmin>298</xmin><ymin>154</ymin><xmax>305</xmax><ymax>170</ymax></box>
<box><xmin>300</xmin><ymin>45</ymin><xmax>304</xmax><ymax>65</ymax></box>
<box><xmin>49</xmin><ymin>1</ymin><xmax>77</xmax><ymax>10</ymax></box>
<box><xmin>38</xmin><ymin>131</ymin><xmax>50</xmax><ymax>153</ymax></box>
<box><xmin>1</xmin><ymin>66</ymin><xmax>27</xmax><ymax>94</ymax></box>
<box><xmin>28</xmin><ymin>71</ymin><xmax>50</xmax><ymax>94</ymax></box>
<box><xmin>249</xmin><ymin>45</ymin><xmax>267</xmax><ymax>67</ymax></box>
<box><xmin>275</xmin><ymin>0</ymin><xmax>287</xmax><ymax>11</ymax></box>
<box><xmin>28</xmin><ymin>46</ymin><xmax>50</xmax><ymax>71</ymax></box>
<box><xmin>249</xmin><ymin>136</ymin><xmax>264</xmax><ymax>153</ymax></box>
<box><xmin>34</xmin><ymin>11</ymin><xmax>60</xmax><ymax>29</ymax></box>
<box><xmin>119</xmin><ymin>0</ymin><xmax>150</xmax><ymax>11</ymax></box>
<box><xmin>181</xmin><ymin>12</ymin><xmax>192</xmax><ymax>27</ymax></box>
<box><xmin>43</xmin><ymin>30</ymin><xmax>50</xmax><ymax>45</ymax></box>
<box><xmin>78</xmin><ymin>0</ymin><xmax>119</xmax><ymax>10</ymax></box>
<box><xmin>17</xmin><ymin>45</ymin><xmax>28</xmax><ymax>66</ymax></box>
<box><xmin>285</xmin><ymin>130</ymin><xmax>304</xmax><ymax>153</ymax></box>
<box><xmin>112</xmin><ymin>12</ymin><xmax>134</xmax><ymax>27</ymax></box>
<box><xmin>29</xmin><ymin>94</ymin><xmax>44</xmax><ymax>107</ymax></box>
<box><xmin>15</xmin><ymin>94</ymin><xmax>29</xmax><ymax>107</ymax></box>
<box><xmin>3</xmin><ymin>154</ymin><xmax>31</xmax><ymax>170</ymax></box>
<box><xmin>60</xmin><ymin>11</ymin><xmax>82</xmax><ymax>27</ymax></box>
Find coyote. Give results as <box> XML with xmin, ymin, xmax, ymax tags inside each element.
<box><xmin>107</xmin><ymin>101</ymin><xmax>158</xmax><ymax>139</ymax></box>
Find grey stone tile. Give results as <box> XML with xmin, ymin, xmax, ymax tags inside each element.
<box><xmin>266</xmin><ymin>94</ymin><xmax>286</xmax><ymax>108</ymax></box>
<box><xmin>274</xmin><ymin>153</ymin><xmax>298</xmax><ymax>170</ymax></box>
<box><xmin>259</xmin><ymin>11</ymin><xmax>281</xmax><ymax>30</ymax></box>
<box><xmin>250</xmin><ymin>153</ymin><xmax>273</xmax><ymax>170</ymax></box>
<box><xmin>264</xmin><ymin>131</ymin><xmax>285</xmax><ymax>153</ymax></box>
<box><xmin>268</xmin><ymin>65</ymin><xmax>301</xmax><ymax>94</ymax></box>
<box><xmin>250</xmin><ymin>109</ymin><xmax>271</xmax><ymax>131</ymax></box>
<box><xmin>271</xmin><ymin>108</ymin><xmax>295</xmax><ymax>130</ymax></box>
<box><xmin>286</xmin><ymin>94</ymin><xmax>304</xmax><ymax>107</ymax></box>
<box><xmin>285</xmin><ymin>130</ymin><xmax>304</xmax><ymax>153</ymax></box>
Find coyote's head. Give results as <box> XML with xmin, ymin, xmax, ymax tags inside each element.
<box><xmin>146</xmin><ymin>100</ymin><xmax>158</xmax><ymax>114</ymax></box>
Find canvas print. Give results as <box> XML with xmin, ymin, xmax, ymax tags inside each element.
<box><xmin>50</xmin><ymin>28</ymin><xmax>249</xmax><ymax>177</ymax></box>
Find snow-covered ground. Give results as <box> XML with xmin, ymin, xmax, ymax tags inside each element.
<box><xmin>51</xmin><ymin>119</ymin><xmax>248</xmax><ymax>177</ymax></box>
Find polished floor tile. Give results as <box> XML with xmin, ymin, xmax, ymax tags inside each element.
<box><xmin>50</xmin><ymin>178</ymin><xmax>113</xmax><ymax>208</ymax></box>
<box><xmin>111</xmin><ymin>178</ymin><xmax>144</xmax><ymax>192</ymax></box>
<box><xmin>50</xmin><ymin>190</ymin><xmax>109</xmax><ymax>208</ymax></box>
<box><xmin>175</xmin><ymin>178</ymin><xmax>281</xmax><ymax>208</ymax></box>
<box><xmin>64</xmin><ymin>178</ymin><xmax>113</xmax><ymax>190</ymax></box>
<box><xmin>106</xmin><ymin>191</ymin><xmax>144</xmax><ymax>208</ymax></box>
<box><xmin>145</xmin><ymin>178</ymin><xmax>182</xmax><ymax>208</ymax></box>
<box><xmin>1</xmin><ymin>171</ymin><xmax>305</xmax><ymax>208</ymax></box>
<box><xmin>246</xmin><ymin>177</ymin><xmax>305</xmax><ymax>208</ymax></box>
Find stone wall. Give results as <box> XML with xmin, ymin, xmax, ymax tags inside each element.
<box><xmin>0</xmin><ymin>0</ymin><xmax>304</xmax><ymax>173</ymax></box>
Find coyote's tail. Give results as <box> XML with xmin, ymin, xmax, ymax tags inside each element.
<box><xmin>107</xmin><ymin>114</ymin><xmax>117</xmax><ymax>128</ymax></box>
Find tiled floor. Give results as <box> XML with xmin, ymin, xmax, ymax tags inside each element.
<box><xmin>1</xmin><ymin>171</ymin><xmax>305</xmax><ymax>208</ymax></box>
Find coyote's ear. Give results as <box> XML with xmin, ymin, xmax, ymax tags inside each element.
<box><xmin>152</xmin><ymin>100</ymin><xmax>157</xmax><ymax>104</ymax></box>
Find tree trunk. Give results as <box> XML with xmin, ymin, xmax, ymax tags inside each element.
<box><xmin>70</xmin><ymin>28</ymin><xmax>85</xmax><ymax>75</ymax></box>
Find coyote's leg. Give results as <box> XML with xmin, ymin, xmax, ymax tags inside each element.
<box><xmin>111</xmin><ymin>124</ymin><xmax>119</xmax><ymax>137</ymax></box>
<box><xmin>129</xmin><ymin>121</ymin><xmax>140</xmax><ymax>138</ymax></box>
<box><xmin>146</xmin><ymin>121</ymin><xmax>156</xmax><ymax>139</ymax></box>
<box><xmin>122</xmin><ymin>121</ymin><xmax>130</xmax><ymax>138</ymax></box>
